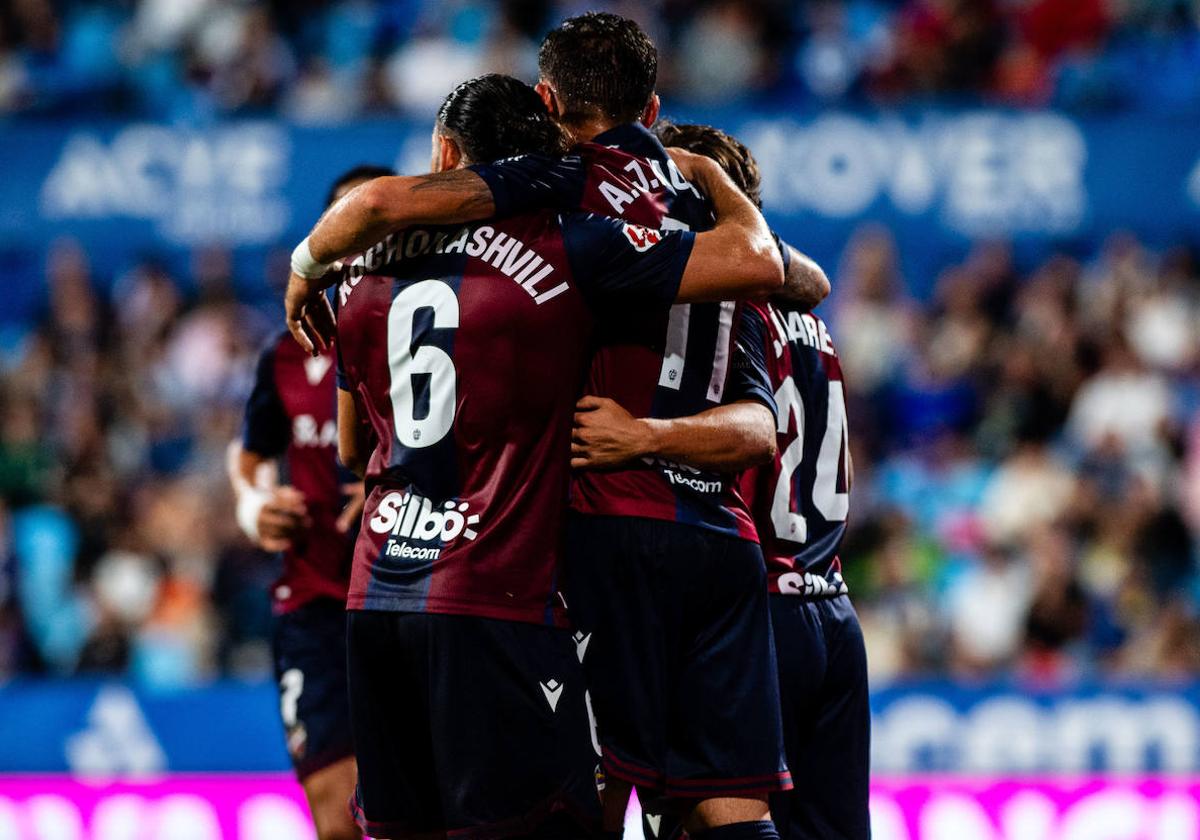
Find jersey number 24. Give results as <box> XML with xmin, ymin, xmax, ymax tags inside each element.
<box><xmin>771</xmin><ymin>377</ymin><xmax>850</xmax><ymax>544</ymax></box>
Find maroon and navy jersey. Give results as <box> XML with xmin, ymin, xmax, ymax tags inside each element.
<box><xmin>242</xmin><ymin>332</ymin><xmax>352</xmax><ymax>612</ymax></box>
<box><xmin>471</xmin><ymin>122</ymin><xmax>760</xmax><ymax>541</ymax></box>
<box><xmin>734</xmin><ymin>302</ymin><xmax>851</xmax><ymax>597</ymax></box>
<box><xmin>335</xmin><ymin>210</ymin><xmax>694</xmax><ymax>625</ymax></box>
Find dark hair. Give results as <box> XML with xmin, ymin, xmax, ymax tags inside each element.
<box><xmin>325</xmin><ymin>164</ymin><xmax>395</xmax><ymax>208</ymax></box>
<box><xmin>656</xmin><ymin>121</ymin><xmax>762</xmax><ymax>209</ymax></box>
<box><xmin>538</xmin><ymin>12</ymin><xmax>657</xmax><ymax>125</ymax></box>
<box><xmin>436</xmin><ymin>74</ymin><xmax>566</xmax><ymax>165</ymax></box>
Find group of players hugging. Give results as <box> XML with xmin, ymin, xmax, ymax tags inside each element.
<box><xmin>226</xmin><ymin>12</ymin><xmax>869</xmax><ymax>840</ymax></box>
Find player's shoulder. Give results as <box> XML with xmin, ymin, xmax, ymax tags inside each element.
<box><xmin>558</xmin><ymin>211</ymin><xmax>670</xmax><ymax>253</ymax></box>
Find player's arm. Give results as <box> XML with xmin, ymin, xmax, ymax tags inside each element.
<box><xmin>776</xmin><ymin>237</ymin><xmax>830</xmax><ymax>309</ymax></box>
<box><xmin>571</xmin><ymin>398</ymin><xmax>775</xmax><ymax>472</ymax></box>
<box><xmin>231</xmin><ymin>342</ymin><xmax>313</xmax><ymax>550</ymax></box>
<box><xmin>337</xmin><ymin>388</ymin><xmax>370</xmax><ymax>479</ymax></box>
<box><xmin>572</xmin><ymin>305</ymin><xmax>778</xmax><ymax>473</ymax></box>
<box><xmin>310</xmin><ymin>171</ymin><xmax>493</xmax><ymax>264</ymax></box>
<box><xmin>673</xmin><ymin>152</ymin><xmax>784</xmax><ymax>302</ymax></box>
<box><xmin>226</xmin><ymin>442</ymin><xmax>311</xmax><ymax>552</ymax></box>
<box><xmin>284</xmin><ymin>171</ymin><xmax>496</xmax><ymax>352</ymax></box>
<box><xmin>286</xmin><ymin>156</ymin><xmax>587</xmax><ymax>353</ymax></box>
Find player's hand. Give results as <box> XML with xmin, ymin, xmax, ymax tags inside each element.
<box><xmin>256</xmin><ymin>486</ymin><xmax>311</xmax><ymax>551</ymax></box>
<box><xmin>571</xmin><ymin>396</ymin><xmax>657</xmax><ymax>469</ymax></box>
<box><xmin>284</xmin><ymin>270</ymin><xmax>337</xmax><ymax>355</ymax></box>
<box><xmin>665</xmin><ymin>147</ymin><xmax>721</xmax><ymax>194</ymax></box>
<box><xmin>336</xmin><ymin>481</ymin><xmax>366</xmax><ymax>534</ymax></box>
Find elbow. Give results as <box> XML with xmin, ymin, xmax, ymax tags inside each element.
<box><xmin>338</xmin><ymin>444</ymin><xmax>366</xmax><ymax>478</ymax></box>
<box><xmin>748</xmin><ymin>237</ymin><xmax>786</xmax><ymax>297</ymax></box>
<box><xmin>731</xmin><ymin>433</ymin><xmax>776</xmax><ymax>471</ymax></box>
<box><xmin>358</xmin><ymin>179</ymin><xmax>390</xmax><ymax>221</ymax></box>
<box><xmin>793</xmin><ymin>265</ymin><xmax>831</xmax><ymax>311</ymax></box>
<box><xmin>812</xmin><ymin>266</ymin><xmax>832</xmax><ymax>303</ymax></box>
<box><xmin>744</xmin><ymin>427</ymin><xmax>778</xmax><ymax>468</ymax></box>
<box><xmin>728</xmin><ymin>405</ymin><xmax>778</xmax><ymax>470</ymax></box>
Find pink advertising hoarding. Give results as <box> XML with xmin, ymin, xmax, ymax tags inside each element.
<box><xmin>0</xmin><ymin>776</ymin><xmax>1199</xmax><ymax>839</ymax></box>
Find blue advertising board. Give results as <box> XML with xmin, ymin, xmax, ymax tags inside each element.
<box><xmin>1</xmin><ymin>109</ymin><xmax>1198</xmax><ymax>318</ymax></box>
<box><xmin>3</xmin><ymin>679</ymin><xmax>1198</xmax><ymax>775</ymax></box>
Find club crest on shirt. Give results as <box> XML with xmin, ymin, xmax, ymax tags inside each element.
<box><xmin>622</xmin><ymin>223</ymin><xmax>663</xmax><ymax>252</ymax></box>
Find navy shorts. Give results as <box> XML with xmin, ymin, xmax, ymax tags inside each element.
<box><xmin>346</xmin><ymin>610</ymin><xmax>603</xmax><ymax>840</ymax></box>
<box><xmin>769</xmin><ymin>594</ymin><xmax>871</xmax><ymax>840</ymax></box>
<box><xmin>272</xmin><ymin>597</ymin><xmax>355</xmax><ymax>781</ymax></box>
<box><xmin>564</xmin><ymin>513</ymin><xmax>790</xmax><ymax>799</ymax></box>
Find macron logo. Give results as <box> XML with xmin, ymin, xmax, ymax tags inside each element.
<box><xmin>573</xmin><ymin>631</ymin><xmax>591</xmax><ymax>663</ymax></box>
<box><xmin>540</xmin><ymin>679</ymin><xmax>564</xmax><ymax>712</ymax></box>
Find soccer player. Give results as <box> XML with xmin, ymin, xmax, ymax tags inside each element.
<box><xmin>288</xmin><ymin>74</ymin><xmax>784</xmax><ymax>839</ymax></box>
<box><xmin>284</xmin><ymin>17</ymin><xmax>811</xmax><ymax>840</ymax></box>
<box><xmin>229</xmin><ymin>165</ymin><xmax>392</xmax><ymax>840</ymax></box>
<box><xmin>573</xmin><ymin>124</ymin><xmax>870</xmax><ymax>840</ymax></box>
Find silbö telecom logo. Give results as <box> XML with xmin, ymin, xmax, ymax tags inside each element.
<box><xmin>368</xmin><ymin>491</ymin><xmax>480</xmax><ymax>560</ymax></box>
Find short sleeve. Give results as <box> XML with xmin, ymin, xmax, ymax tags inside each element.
<box><xmin>243</xmin><ymin>339</ymin><xmax>290</xmax><ymax>457</ymax></box>
<box><xmin>332</xmin><ymin>283</ymin><xmax>351</xmax><ymax>392</ymax></box>
<box><xmin>561</xmin><ymin>213</ymin><xmax>696</xmax><ymax>308</ymax></box>
<box><xmin>469</xmin><ymin>154</ymin><xmax>587</xmax><ymax>217</ymax></box>
<box><xmin>725</xmin><ymin>306</ymin><xmax>777</xmax><ymax>415</ymax></box>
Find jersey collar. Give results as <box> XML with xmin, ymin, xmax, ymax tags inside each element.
<box><xmin>589</xmin><ymin>122</ymin><xmax>665</xmax><ymax>158</ymax></box>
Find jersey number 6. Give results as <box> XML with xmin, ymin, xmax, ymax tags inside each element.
<box><xmin>388</xmin><ymin>280</ymin><xmax>458</xmax><ymax>449</ymax></box>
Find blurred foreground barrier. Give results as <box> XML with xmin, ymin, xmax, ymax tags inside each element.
<box><xmin>0</xmin><ymin>777</ymin><xmax>1197</xmax><ymax>840</ymax></box>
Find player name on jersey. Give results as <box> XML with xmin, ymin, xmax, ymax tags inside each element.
<box><xmin>339</xmin><ymin>225</ymin><xmax>570</xmax><ymax>308</ymax></box>
<box><xmin>765</xmin><ymin>304</ymin><xmax>837</xmax><ymax>359</ymax></box>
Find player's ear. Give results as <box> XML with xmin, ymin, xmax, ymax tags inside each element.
<box><xmin>436</xmin><ymin>134</ymin><xmax>463</xmax><ymax>172</ymax></box>
<box><xmin>640</xmin><ymin>94</ymin><xmax>660</xmax><ymax>128</ymax></box>
<box><xmin>536</xmin><ymin>81</ymin><xmax>559</xmax><ymax>117</ymax></box>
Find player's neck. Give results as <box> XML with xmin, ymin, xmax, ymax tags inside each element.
<box><xmin>561</xmin><ymin>117</ymin><xmax>625</xmax><ymax>146</ymax></box>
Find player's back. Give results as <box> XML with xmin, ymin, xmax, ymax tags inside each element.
<box><xmin>335</xmin><ymin>201</ymin><xmax>694</xmax><ymax>626</ymax></box>
<box><xmin>574</xmin><ymin>125</ymin><xmax>758</xmax><ymax>539</ymax></box>
<box><xmin>472</xmin><ymin>123</ymin><xmax>759</xmax><ymax>537</ymax></box>
<box><xmin>335</xmin><ymin>212</ymin><xmax>591</xmax><ymax>625</ymax></box>
<box><xmin>737</xmin><ymin>301</ymin><xmax>851</xmax><ymax>596</ymax></box>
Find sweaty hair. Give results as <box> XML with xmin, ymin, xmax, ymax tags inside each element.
<box><xmin>538</xmin><ymin>12</ymin><xmax>657</xmax><ymax>125</ymax></box>
<box><xmin>437</xmin><ymin>74</ymin><xmax>567</xmax><ymax>165</ymax></box>
<box><xmin>325</xmin><ymin>164</ymin><xmax>395</xmax><ymax>208</ymax></box>
<box><xmin>655</xmin><ymin>121</ymin><xmax>763</xmax><ymax>209</ymax></box>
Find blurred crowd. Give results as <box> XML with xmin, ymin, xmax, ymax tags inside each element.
<box><xmin>1</xmin><ymin>225</ymin><xmax>1198</xmax><ymax>688</ymax></box>
<box><xmin>2</xmin><ymin>0</ymin><xmax>1200</xmax><ymax>119</ymax></box>
<box><xmin>837</xmin><ymin>229</ymin><xmax>1200</xmax><ymax>684</ymax></box>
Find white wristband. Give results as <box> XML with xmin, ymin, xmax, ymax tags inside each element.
<box><xmin>236</xmin><ymin>485</ymin><xmax>272</xmax><ymax>543</ymax></box>
<box><xmin>290</xmin><ymin>237</ymin><xmax>331</xmax><ymax>280</ymax></box>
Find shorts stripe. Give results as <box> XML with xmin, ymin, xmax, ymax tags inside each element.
<box><xmin>602</xmin><ymin>751</ymin><xmax>793</xmax><ymax>798</ymax></box>
<box><xmin>603</xmin><ymin>750</ymin><xmax>664</xmax><ymax>789</ymax></box>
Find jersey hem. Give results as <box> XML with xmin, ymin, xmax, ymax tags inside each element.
<box><xmin>566</xmin><ymin>508</ymin><xmax>759</xmax><ymax>543</ymax></box>
<box><xmin>271</xmin><ymin>588</ymin><xmax>349</xmax><ymax>615</ymax></box>
<box><xmin>345</xmin><ymin>593</ymin><xmax>566</xmax><ymax>627</ymax></box>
